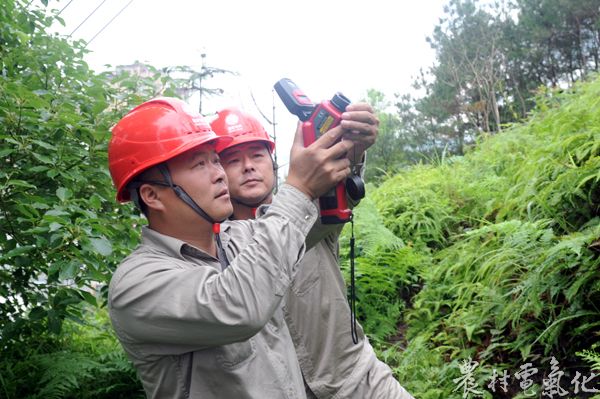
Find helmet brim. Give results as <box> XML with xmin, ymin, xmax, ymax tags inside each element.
<box><xmin>216</xmin><ymin>134</ymin><xmax>275</xmax><ymax>154</ymax></box>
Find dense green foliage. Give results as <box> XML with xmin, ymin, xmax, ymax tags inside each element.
<box><xmin>342</xmin><ymin>76</ymin><xmax>600</xmax><ymax>398</ymax></box>
<box><xmin>0</xmin><ymin>1</ymin><xmax>202</xmax><ymax>397</ymax></box>
<box><xmin>0</xmin><ymin>0</ymin><xmax>234</xmax><ymax>395</ymax></box>
<box><xmin>1</xmin><ymin>309</ymin><xmax>144</xmax><ymax>399</ymax></box>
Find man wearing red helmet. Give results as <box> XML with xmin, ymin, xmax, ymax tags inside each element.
<box><xmin>212</xmin><ymin>106</ymin><xmax>414</xmax><ymax>398</ymax></box>
<box><xmin>107</xmin><ymin>97</ymin><xmax>355</xmax><ymax>398</ymax></box>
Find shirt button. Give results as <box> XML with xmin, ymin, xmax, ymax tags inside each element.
<box><xmin>305</xmin><ymin>215</ymin><xmax>310</xmax><ymax>220</ymax></box>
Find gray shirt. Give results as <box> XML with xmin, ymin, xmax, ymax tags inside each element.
<box><xmin>109</xmin><ymin>184</ymin><xmax>316</xmax><ymax>398</ymax></box>
<box><xmin>283</xmin><ymin>228</ymin><xmax>414</xmax><ymax>399</ymax></box>
<box><xmin>268</xmin><ymin>158</ymin><xmax>414</xmax><ymax>399</ymax></box>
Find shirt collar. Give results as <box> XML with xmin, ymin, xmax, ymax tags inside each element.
<box><xmin>141</xmin><ymin>226</ymin><xmax>219</xmax><ymax>264</ymax></box>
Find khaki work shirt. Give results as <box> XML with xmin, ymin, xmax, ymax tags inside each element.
<box><xmin>109</xmin><ymin>184</ymin><xmax>316</xmax><ymax>399</ymax></box>
<box><xmin>265</xmin><ymin>158</ymin><xmax>414</xmax><ymax>398</ymax></box>
<box><xmin>283</xmin><ymin>233</ymin><xmax>414</xmax><ymax>399</ymax></box>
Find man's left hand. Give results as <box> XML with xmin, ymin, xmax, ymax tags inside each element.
<box><xmin>339</xmin><ymin>102</ymin><xmax>379</xmax><ymax>164</ymax></box>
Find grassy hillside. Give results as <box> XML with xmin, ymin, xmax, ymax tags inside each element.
<box><xmin>342</xmin><ymin>76</ymin><xmax>600</xmax><ymax>398</ymax></box>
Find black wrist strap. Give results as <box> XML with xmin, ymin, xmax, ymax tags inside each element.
<box><xmin>349</xmin><ymin>216</ymin><xmax>358</xmax><ymax>344</ymax></box>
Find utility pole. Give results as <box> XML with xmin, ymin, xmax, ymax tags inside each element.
<box><xmin>271</xmin><ymin>89</ymin><xmax>279</xmax><ymax>193</ymax></box>
<box><xmin>249</xmin><ymin>89</ymin><xmax>279</xmax><ymax>193</ymax></box>
<box><xmin>198</xmin><ymin>52</ymin><xmax>206</xmax><ymax>114</ymax></box>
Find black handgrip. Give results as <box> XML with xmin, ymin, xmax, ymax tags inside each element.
<box><xmin>274</xmin><ymin>78</ymin><xmax>315</xmax><ymax>121</ymax></box>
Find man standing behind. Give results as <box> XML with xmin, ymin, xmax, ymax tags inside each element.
<box><xmin>211</xmin><ymin>106</ymin><xmax>414</xmax><ymax>398</ymax></box>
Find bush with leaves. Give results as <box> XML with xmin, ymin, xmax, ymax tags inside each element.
<box><xmin>0</xmin><ymin>1</ymin><xmax>192</xmax><ymax>397</ymax></box>
<box><xmin>495</xmin><ymin>82</ymin><xmax>600</xmax><ymax>232</ymax></box>
<box><xmin>1</xmin><ymin>0</ymin><xmax>137</xmax><ymax>354</ymax></box>
<box><xmin>344</xmin><ymin>75</ymin><xmax>600</xmax><ymax>398</ymax></box>
<box><xmin>339</xmin><ymin>196</ymin><xmax>425</xmax><ymax>342</ymax></box>
<box><xmin>0</xmin><ymin>308</ymin><xmax>144</xmax><ymax>399</ymax></box>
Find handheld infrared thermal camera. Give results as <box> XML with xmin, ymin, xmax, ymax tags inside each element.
<box><xmin>274</xmin><ymin>78</ymin><xmax>365</xmax><ymax>224</ymax></box>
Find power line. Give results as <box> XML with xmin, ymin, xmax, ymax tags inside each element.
<box><xmin>249</xmin><ymin>88</ymin><xmax>281</xmax><ymax>192</ymax></box>
<box><xmin>22</xmin><ymin>0</ymin><xmax>76</xmax><ymax>18</ymax></box>
<box><xmin>68</xmin><ymin>0</ymin><xmax>108</xmax><ymax>37</ymax></box>
<box><xmin>86</xmin><ymin>0</ymin><xmax>134</xmax><ymax>45</ymax></box>
<box><xmin>249</xmin><ymin>89</ymin><xmax>273</xmax><ymax>125</ymax></box>
<box><xmin>57</xmin><ymin>0</ymin><xmax>76</xmax><ymax>17</ymax></box>
<box><xmin>271</xmin><ymin>88</ymin><xmax>279</xmax><ymax>193</ymax></box>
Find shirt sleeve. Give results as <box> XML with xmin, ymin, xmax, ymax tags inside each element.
<box><xmin>109</xmin><ymin>184</ymin><xmax>317</xmax><ymax>352</ymax></box>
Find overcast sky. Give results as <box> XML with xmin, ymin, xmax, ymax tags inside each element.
<box><xmin>49</xmin><ymin>0</ymin><xmax>448</xmax><ymax>175</ymax></box>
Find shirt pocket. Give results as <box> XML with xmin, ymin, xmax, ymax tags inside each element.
<box><xmin>289</xmin><ymin>249</ymin><xmax>322</xmax><ymax>297</ymax></box>
<box><xmin>215</xmin><ymin>338</ymin><xmax>257</xmax><ymax>370</ymax></box>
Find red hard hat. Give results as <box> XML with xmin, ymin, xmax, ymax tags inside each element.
<box><xmin>210</xmin><ymin>107</ymin><xmax>275</xmax><ymax>154</ymax></box>
<box><xmin>108</xmin><ymin>97</ymin><xmax>233</xmax><ymax>203</ymax></box>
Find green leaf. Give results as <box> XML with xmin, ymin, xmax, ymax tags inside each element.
<box><xmin>32</xmin><ymin>152</ymin><xmax>54</xmax><ymax>164</ymax></box>
<box><xmin>16</xmin><ymin>205</ymin><xmax>39</xmax><ymax>219</ymax></box>
<box><xmin>45</xmin><ymin>209</ymin><xmax>69</xmax><ymax>217</ymax></box>
<box><xmin>14</xmin><ymin>31</ymin><xmax>29</xmax><ymax>45</ymax></box>
<box><xmin>79</xmin><ymin>290</ymin><xmax>97</xmax><ymax>307</ymax></box>
<box><xmin>48</xmin><ymin>262</ymin><xmax>61</xmax><ymax>277</ymax></box>
<box><xmin>32</xmin><ymin>139</ymin><xmax>56</xmax><ymax>150</ymax></box>
<box><xmin>28</xmin><ymin>165</ymin><xmax>50</xmax><ymax>172</ymax></box>
<box><xmin>26</xmin><ymin>226</ymin><xmax>48</xmax><ymax>234</ymax></box>
<box><xmin>32</xmin><ymin>202</ymin><xmax>50</xmax><ymax>209</ymax></box>
<box><xmin>56</xmin><ymin>187</ymin><xmax>72</xmax><ymax>201</ymax></box>
<box><xmin>89</xmin><ymin>194</ymin><xmax>102</xmax><ymax>209</ymax></box>
<box><xmin>5</xmin><ymin>179</ymin><xmax>36</xmax><ymax>189</ymax></box>
<box><xmin>4</xmin><ymin>245</ymin><xmax>35</xmax><ymax>258</ymax></box>
<box><xmin>28</xmin><ymin>306</ymin><xmax>46</xmax><ymax>321</ymax></box>
<box><xmin>47</xmin><ymin>310</ymin><xmax>63</xmax><ymax>334</ymax></box>
<box><xmin>50</xmin><ymin>233</ymin><xmax>64</xmax><ymax>245</ymax></box>
<box><xmin>90</xmin><ymin>237</ymin><xmax>113</xmax><ymax>256</ymax></box>
<box><xmin>464</xmin><ymin>324</ymin><xmax>476</xmax><ymax>341</ymax></box>
<box><xmin>85</xmin><ymin>266</ymin><xmax>107</xmax><ymax>282</ymax></box>
<box><xmin>0</xmin><ymin>148</ymin><xmax>14</xmax><ymax>157</ymax></box>
<box><xmin>519</xmin><ymin>343</ymin><xmax>532</xmax><ymax>360</ymax></box>
<box><xmin>59</xmin><ymin>261</ymin><xmax>80</xmax><ymax>281</ymax></box>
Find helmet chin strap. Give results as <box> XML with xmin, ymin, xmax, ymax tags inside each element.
<box><xmin>157</xmin><ymin>163</ymin><xmax>230</xmax><ymax>268</ymax></box>
<box><xmin>157</xmin><ymin>164</ymin><xmax>217</xmax><ymax>224</ymax></box>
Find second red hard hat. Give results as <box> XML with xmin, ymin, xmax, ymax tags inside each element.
<box><xmin>210</xmin><ymin>107</ymin><xmax>275</xmax><ymax>154</ymax></box>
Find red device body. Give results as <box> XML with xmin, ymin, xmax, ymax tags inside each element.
<box><xmin>302</xmin><ymin>101</ymin><xmax>351</xmax><ymax>224</ymax></box>
<box><xmin>274</xmin><ymin>78</ymin><xmax>352</xmax><ymax>224</ymax></box>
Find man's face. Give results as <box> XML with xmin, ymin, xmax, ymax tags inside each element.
<box><xmin>219</xmin><ymin>142</ymin><xmax>275</xmax><ymax>205</ymax></box>
<box><xmin>165</xmin><ymin>143</ymin><xmax>233</xmax><ymax>221</ymax></box>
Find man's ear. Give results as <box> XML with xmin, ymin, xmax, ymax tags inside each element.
<box><xmin>139</xmin><ymin>184</ymin><xmax>166</xmax><ymax>212</ymax></box>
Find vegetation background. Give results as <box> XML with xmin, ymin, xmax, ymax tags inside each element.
<box><xmin>0</xmin><ymin>0</ymin><xmax>599</xmax><ymax>398</ymax></box>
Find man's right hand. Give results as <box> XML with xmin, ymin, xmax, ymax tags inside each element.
<box><xmin>286</xmin><ymin>122</ymin><xmax>354</xmax><ymax>200</ymax></box>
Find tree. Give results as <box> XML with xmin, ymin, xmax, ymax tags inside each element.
<box><xmin>0</xmin><ymin>0</ymin><xmax>136</xmax><ymax>352</ymax></box>
<box><xmin>425</xmin><ymin>0</ymin><xmax>508</xmax><ymax>138</ymax></box>
<box><xmin>164</xmin><ymin>53</ymin><xmax>235</xmax><ymax>115</ymax></box>
<box><xmin>361</xmin><ymin>89</ymin><xmax>406</xmax><ymax>182</ymax></box>
<box><xmin>396</xmin><ymin>0</ymin><xmax>600</xmax><ymax>160</ymax></box>
<box><xmin>516</xmin><ymin>0</ymin><xmax>600</xmax><ymax>86</ymax></box>
<box><xmin>395</xmin><ymin>91</ymin><xmax>446</xmax><ymax>162</ymax></box>
<box><xmin>0</xmin><ymin>2</ymin><xmax>233</xmax><ymax>397</ymax></box>
<box><xmin>0</xmin><ymin>0</ymin><xmax>227</xmax><ymax>360</ymax></box>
